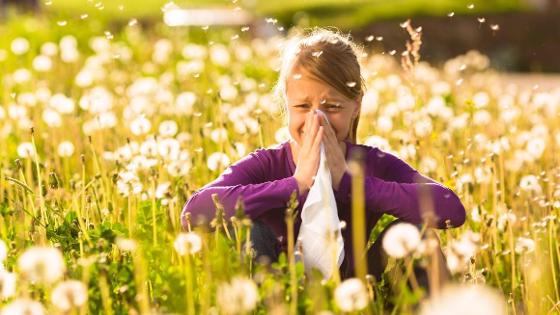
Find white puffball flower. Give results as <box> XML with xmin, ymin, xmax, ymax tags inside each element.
<box><xmin>515</xmin><ymin>237</ymin><xmax>535</xmax><ymax>254</ymax></box>
<box><xmin>158</xmin><ymin>120</ymin><xmax>178</xmax><ymax>137</ymax></box>
<box><xmin>173</xmin><ymin>232</ymin><xmax>202</xmax><ymax>256</ymax></box>
<box><xmin>130</xmin><ymin>116</ymin><xmax>151</xmax><ymax>135</ymax></box>
<box><xmin>382</xmin><ymin>222</ymin><xmax>421</xmax><ymax>258</ymax></box>
<box><xmin>1</xmin><ymin>299</ymin><xmax>44</xmax><ymax>315</ymax></box>
<box><xmin>0</xmin><ymin>270</ymin><xmax>17</xmax><ymax>299</ymax></box>
<box><xmin>210</xmin><ymin>44</ymin><xmax>231</xmax><ymax>66</ymax></box>
<box><xmin>207</xmin><ymin>152</ymin><xmax>230</xmax><ymax>171</ymax></box>
<box><xmin>51</xmin><ymin>280</ymin><xmax>88</xmax><ymax>311</ymax></box>
<box><xmin>17</xmin><ymin>142</ymin><xmax>36</xmax><ymax>158</ymax></box>
<box><xmin>18</xmin><ymin>246</ymin><xmax>66</xmax><ymax>284</ymax></box>
<box><xmin>419</xmin><ymin>284</ymin><xmax>506</xmax><ymax>315</ymax></box>
<box><xmin>334</xmin><ymin>278</ymin><xmax>370</xmax><ymax>312</ymax></box>
<box><xmin>11</xmin><ymin>37</ymin><xmax>30</xmax><ymax>55</ymax></box>
<box><xmin>210</xmin><ymin>128</ymin><xmax>229</xmax><ymax>143</ymax></box>
<box><xmin>32</xmin><ymin>55</ymin><xmax>53</xmax><ymax>72</ymax></box>
<box><xmin>57</xmin><ymin>141</ymin><xmax>75</xmax><ymax>157</ymax></box>
<box><xmin>217</xmin><ymin>277</ymin><xmax>259</xmax><ymax>315</ymax></box>
<box><xmin>175</xmin><ymin>92</ymin><xmax>197</xmax><ymax>115</ymax></box>
<box><xmin>115</xmin><ymin>237</ymin><xmax>137</xmax><ymax>252</ymax></box>
<box><xmin>519</xmin><ymin>175</ymin><xmax>541</xmax><ymax>193</ymax></box>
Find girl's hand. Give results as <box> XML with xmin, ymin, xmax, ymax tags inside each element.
<box><xmin>293</xmin><ymin>111</ymin><xmax>324</xmax><ymax>193</ymax></box>
<box><xmin>318</xmin><ymin>112</ymin><xmax>348</xmax><ymax>191</ymax></box>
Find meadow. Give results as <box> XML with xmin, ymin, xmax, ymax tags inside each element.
<box><xmin>0</xmin><ymin>8</ymin><xmax>559</xmax><ymax>315</ymax></box>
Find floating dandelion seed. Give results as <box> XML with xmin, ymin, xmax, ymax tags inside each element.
<box><xmin>477</xmin><ymin>17</ymin><xmax>486</xmax><ymax>23</ymax></box>
<box><xmin>334</xmin><ymin>278</ymin><xmax>369</xmax><ymax>312</ymax></box>
<box><xmin>104</xmin><ymin>31</ymin><xmax>113</xmax><ymax>40</ymax></box>
<box><xmin>311</xmin><ymin>50</ymin><xmax>323</xmax><ymax>58</ymax></box>
<box><xmin>346</xmin><ymin>81</ymin><xmax>357</xmax><ymax>88</ymax></box>
<box><xmin>44</xmin><ymin>0</ymin><xmax>52</xmax><ymax>5</ymax></box>
<box><xmin>241</xmin><ymin>26</ymin><xmax>250</xmax><ymax>32</ymax></box>
<box><xmin>399</xmin><ymin>20</ymin><xmax>410</xmax><ymax>28</ymax></box>
<box><xmin>447</xmin><ymin>12</ymin><xmax>455</xmax><ymax>17</ymax></box>
<box><xmin>128</xmin><ymin>18</ymin><xmax>138</xmax><ymax>26</ymax></box>
<box><xmin>80</xmin><ymin>14</ymin><xmax>89</xmax><ymax>19</ymax></box>
<box><xmin>490</xmin><ymin>24</ymin><xmax>500</xmax><ymax>31</ymax></box>
<box><xmin>277</xmin><ymin>26</ymin><xmax>285</xmax><ymax>31</ymax></box>
<box><xmin>376</xmin><ymin>36</ymin><xmax>383</xmax><ymax>41</ymax></box>
<box><xmin>57</xmin><ymin>20</ymin><xmax>67</xmax><ymax>26</ymax></box>
<box><xmin>365</xmin><ymin>35</ymin><xmax>375</xmax><ymax>42</ymax></box>
<box><xmin>292</xmin><ymin>73</ymin><xmax>302</xmax><ymax>80</ymax></box>
<box><xmin>389</xmin><ymin>50</ymin><xmax>396</xmax><ymax>55</ymax></box>
<box><xmin>467</xmin><ymin>3</ymin><xmax>475</xmax><ymax>9</ymax></box>
<box><xmin>231</xmin><ymin>34</ymin><xmax>239</xmax><ymax>40</ymax></box>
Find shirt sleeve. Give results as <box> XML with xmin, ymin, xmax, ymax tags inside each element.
<box><xmin>181</xmin><ymin>150</ymin><xmax>305</xmax><ymax>229</ymax></box>
<box><xmin>334</xmin><ymin>148</ymin><xmax>466</xmax><ymax>229</ymax></box>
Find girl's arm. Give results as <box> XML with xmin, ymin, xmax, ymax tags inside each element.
<box><xmin>181</xmin><ymin>151</ymin><xmax>305</xmax><ymax>229</ymax></box>
<box><xmin>334</xmin><ymin>149</ymin><xmax>466</xmax><ymax>229</ymax></box>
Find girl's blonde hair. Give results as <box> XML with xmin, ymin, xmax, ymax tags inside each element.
<box><xmin>274</xmin><ymin>28</ymin><xmax>365</xmax><ymax>143</ymax></box>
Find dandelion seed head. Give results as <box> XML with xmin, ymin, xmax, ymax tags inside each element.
<box><xmin>382</xmin><ymin>223</ymin><xmax>421</xmax><ymax>258</ymax></box>
<box><xmin>51</xmin><ymin>280</ymin><xmax>88</xmax><ymax>311</ymax></box>
<box><xmin>217</xmin><ymin>277</ymin><xmax>259</xmax><ymax>315</ymax></box>
<box><xmin>334</xmin><ymin>278</ymin><xmax>369</xmax><ymax>312</ymax></box>
<box><xmin>18</xmin><ymin>246</ymin><xmax>66</xmax><ymax>284</ymax></box>
<box><xmin>1</xmin><ymin>299</ymin><xmax>44</xmax><ymax>315</ymax></box>
<box><xmin>174</xmin><ymin>232</ymin><xmax>202</xmax><ymax>255</ymax></box>
<box><xmin>57</xmin><ymin>141</ymin><xmax>75</xmax><ymax>157</ymax></box>
<box><xmin>207</xmin><ymin>152</ymin><xmax>230</xmax><ymax>171</ymax></box>
<box><xmin>17</xmin><ymin>142</ymin><xmax>36</xmax><ymax>158</ymax></box>
<box><xmin>116</xmin><ymin>237</ymin><xmax>137</xmax><ymax>252</ymax></box>
<box><xmin>11</xmin><ymin>37</ymin><xmax>30</xmax><ymax>55</ymax></box>
<box><xmin>420</xmin><ymin>284</ymin><xmax>506</xmax><ymax>315</ymax></box>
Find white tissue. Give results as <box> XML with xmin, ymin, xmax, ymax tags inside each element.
<box><xmin>296</xmin><ymin>110</ymin><xmax>344</xmax><ymax>279</ymax></box>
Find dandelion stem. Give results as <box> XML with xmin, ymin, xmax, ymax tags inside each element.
<box><xmin>349</xmin><ymin>155</ymin><xmax>367</xmax><ymax>281</ymax></box>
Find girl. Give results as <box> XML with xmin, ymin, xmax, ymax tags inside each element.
<box><xmin>181</xmin><ymin>29</ymin><xmax>466</xmax><ymax>281</ymax></box>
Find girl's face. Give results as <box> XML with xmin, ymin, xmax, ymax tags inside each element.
<box><xmin>285</xmin><ymin>66</ymin><xmax>361</xmax><ymax>146</ymax></box>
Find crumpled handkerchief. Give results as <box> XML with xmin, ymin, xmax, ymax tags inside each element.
<box><xmin>296</xmin><ymin>110</ymin><xmax>344</xmax><ymax>279</ymax></box>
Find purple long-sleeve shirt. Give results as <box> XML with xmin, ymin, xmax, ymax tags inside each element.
<box><xmin>182</xmin><ymin>140</ymin><xmax>466</xmax><ymax>267</ymax></box>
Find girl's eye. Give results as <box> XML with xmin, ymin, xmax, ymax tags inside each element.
<box><xmin>295</xmin><ymin>104</ymin><xmax>310</xmax><ymax>109</ymax></box>
<box><xmin>326</xmin><ymin>104</ymin><xmax>342</xmax><ymax>111</ymax></box>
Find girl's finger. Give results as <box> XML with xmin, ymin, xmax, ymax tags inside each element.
<box><xmin>312</xmin><ymin>126</ymin><xmax>324</xmax><ymax>153</ymax></box>
<box><xmin>308</xmin><ymin>112</ymin><xmax>320</xmax><ymax>144</ymax></box>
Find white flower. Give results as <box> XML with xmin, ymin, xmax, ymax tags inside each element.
<box><xmin>51</xmin><ymin>280</ymin><xmax>88</xmax><ymax>311</ymax></box>
<box><xmin>155</xmin><ymin>182</ymin><xmax>171</xmax><ymax>199</ymax></box>
<box><xmin>519</xmin><ymin>175</ymin><xmax>541</xmax><ymax>193</ymax></box>
<box><xmin>175</xmin><ymin>92</ymin><xmax>197</xmax><ymax>115</ymax></box>
<box><xmin>525</xmin><ymin>137</ymin><xmax>546</xmax><ymax>160</ymax></box>
<box><xmin>158</xmin><ymin>138</ymin><xmax>181</xmax><ymax>160</ymax></box>
<box><xmin>210</xmin><ymin>44</ymin><xmax>230</xmax><ymax>66</ymax></box>
<box><xmin>49</xmin><ymin>93</ymin><xmax>75</xmax><ymax>114</ymax></box>
<box><xmin>497</xmin><ymin>212</ymin><xmax>517</xmax><ymax>231</ymax></box>
<box><xmin>210</xmin><ymin>128</ymin><xmax>229</xmax><ymax>143</ymax></box>
<box><xmin>17</xmin><ymin>142</ymin><xmax>36</xmax><ymax>158</ymax></box>
<box><xmin>158</xmin><ymin>120</ymin><xmax>178</xmax><ymax>137</ymax></box>
<box><xmin>334</xmin><ymin>278</ymin><xmax>369</xmax><ymax>312</ymax></box>
<box><xmin>207</xmin><ymin>152</ymin><xmax>230</xmax><ymax>171</ymax></box>
<box><xmin>13</xmin><ymin>68</ymin><xmax>31</xmax><ymax>84</ymax></box>
<box><xmin>419</xmin><ymin>284</ymin><xmax>506</xmax><ymax>315</ymax></box>
<box><xmin>42</xmin><ymin>109</ymin><xmax>62</xmax><ymax>127</ymax></box>
<box><xmin>217</xmin><ymin>277</ymin><xmax>259</xmax><ymax>315</ymax></box>
<box><xmin>382</xmin><ymin>222</ymin><xmax>421</xmax><ymax>258</ymax></box>
<box><xmin>1</xmin><ymin>299</ymin><xmax>44</xmax><ymax>315</ymax></box>
<box><xmin>57</xmin><ymin>141</ymin><xmax>75</xmax><ymax>157</ymax></box>
<box><xmin>174</xmin><ymin>232</ymin><xmax>202</xmax><ymax>255</ymax></box>
<box><xmin>32</xmin><ymin>55</ymin><xmax>52</xmax><ymax>72</ymax></box>
<box><xmin>18</xmin><ymin>246</ymin><xmax>66</xmax><ymax>284</ymax></box>
<box><xmin>219</xmin><ymin>85</ymin><xmax>238</xmax><ymax>101</ymax></box>
<box><xmin>0</xmin><ymin>270</ymin><xmax>16</xmax><ymax>299</ymax></box>
<box><xmin>515</xmin><ymin>237</ymin><xmax>535</xmax><ymax>254</ymax></box>
<box><xmin>130</xmin><ymin>116</ymin><xmax>151</xmax><ymax>136</ymax></box>
<box><xmin>11</xmin><ymin>37</ymin><xmax>30</xmax><ymax>55</ymax></box>
<box><xmin>115</xmin><ymin>237</ymin><xmax>137</xmax><ymax>252</ymax></box>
